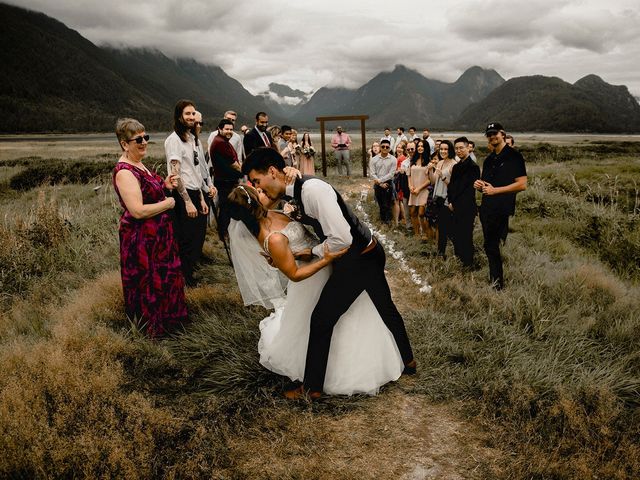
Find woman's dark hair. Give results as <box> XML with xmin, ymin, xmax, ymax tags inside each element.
<box><xmin>173</xmin><ymin>99</ymin><xmax>195</xmax><ymax>142</ymax></box>
<box><xmin>439</xmin><ymin>140</ymin><xmax>455</xmax><ymax>160</ymax></box>
<box><xmin>411</xmin><ymin>141</ymin><xmax>427</xmax><ymax>167</ymax></box>
<box><xmin>227</xmin><ymin>185</ymin><xmax>268</xmax><ymax>237</ymax></box>
<box><xmin>301</xmin><ymin>132</ymin><xmax>313</xmax><ymax>147</ymax></box>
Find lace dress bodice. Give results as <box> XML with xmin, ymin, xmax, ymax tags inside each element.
<box><xmin>263</xmin><ymin>221</ymin><xmax>318</xmax><ymax>255</ymax></box>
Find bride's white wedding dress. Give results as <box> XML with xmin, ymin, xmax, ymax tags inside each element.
<box><xmin>258</xmin><ymin>221</ymin><xmax>403</xmax><ymax>395</ymax></box>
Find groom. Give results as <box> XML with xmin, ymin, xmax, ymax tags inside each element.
<box><xmin>242</xmin><ymin>147</ymin><xmax>416</xmax><ymax>400</ymax></box>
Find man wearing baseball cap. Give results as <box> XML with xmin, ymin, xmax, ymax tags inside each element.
<box><xmin>473</xmin><ymin>122</ymin><xmax>527</xmax><ymax>290</ymax></box>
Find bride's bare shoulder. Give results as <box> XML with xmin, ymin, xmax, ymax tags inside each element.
<box><xmin>266</xmin><ymin>231</ymin><xmax>291</xmax><ymax>258</ymax></box>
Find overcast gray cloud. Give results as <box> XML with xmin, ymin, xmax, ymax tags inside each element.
<box><xmin>9</xmin><ymin>0</ymin><xmax>640</xmax><ymax>97</ymax></box>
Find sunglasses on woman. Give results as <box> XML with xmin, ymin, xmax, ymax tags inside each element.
<box><xmin>128</xmin><ymin>134</ymin><xmax>150</xmax><ymax>144</ymax></box>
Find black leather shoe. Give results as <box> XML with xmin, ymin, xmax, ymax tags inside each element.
<box><xmin>403</xmin><ymin>359</ymin><xmax>417</xmax><ymax>375</ymax></box>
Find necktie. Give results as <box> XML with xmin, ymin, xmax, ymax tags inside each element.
<box><xmin>262</xmin><ymin>132</ymin><xmax>270</xmax><ymax>147</ymax></box>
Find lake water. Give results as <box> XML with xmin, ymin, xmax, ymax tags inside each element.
<box><xmin>1</xmin><ymin>131</ymin><xmax>639</xmax><ymax>162</ymax></box>
<box><xmin>2</xmin><ymin>131</ymin><xmax>639</xmax><ymax>145</ymax></box>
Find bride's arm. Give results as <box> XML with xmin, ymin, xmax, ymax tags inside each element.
<box><xmin>267</xmin><ymin>233</ymin><xmax>346</xmax><ymax>282</ymax></box>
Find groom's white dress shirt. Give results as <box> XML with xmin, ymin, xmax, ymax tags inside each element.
<box><xmin>286</xmin><ymin>180</ymin><xmax>352</xmax><ymax>259</ymax></box>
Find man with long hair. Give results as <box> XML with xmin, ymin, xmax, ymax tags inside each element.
<box><xmin>164</xmin><ymin>99</ymin><xmax>209</xmax><ymax>286</ymax></box>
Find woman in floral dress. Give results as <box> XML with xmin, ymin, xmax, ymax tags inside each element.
<box><xmin>112</xmin><ymin>118</ymin><xmax>188</xmax><ymax>337</ymax></box>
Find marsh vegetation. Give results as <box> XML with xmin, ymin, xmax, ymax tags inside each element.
<box><xmin>0</xmin><ymin>139</ymin><xmax>638</xmax><ymax>479</ymax></box>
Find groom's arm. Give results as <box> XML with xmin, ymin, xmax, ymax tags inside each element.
<box><xmin>301</xmin><ymin>179</ymin><xmax>352</xmax><ymax>259</ymax></box>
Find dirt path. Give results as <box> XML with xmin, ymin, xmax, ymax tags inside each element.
<box><xmin>226</xmin><ymin>388</ymin><xmax>502</xmax><ymax>479</ymax></box>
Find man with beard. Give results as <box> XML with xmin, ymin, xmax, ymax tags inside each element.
<box><xmin>243</xmin><ymin>111</ymin><xmax>274</xmax><ymax>157</ymax></box>
<box><xmin>331</xmin><ymin>125</ymin><xmax>352</xmax><ymax>177</ymax></box>
<box><xmin>164</xmin><ymin>99</ymin><xmax>209</xmax><ymax>286</ymax></box>
<box><xmin>208</xmin><ymin>110</ymin><xmax>245</xmax><ymax>163</ymax></box>
<box><xmin>422</xmin><ymin>128</ymin><xmax>436</xmax><ymax>156</ymax></box>
<box><xmin>210</xmin><ymin>118</ymin><xmax>243</xmax><ymax>239</ymax></box>
<box><xmin>474</xmin><ymin>122</ymin><xmax>527</xmax><ymax>290</ymax></box>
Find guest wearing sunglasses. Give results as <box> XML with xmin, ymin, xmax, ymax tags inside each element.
<box><xmin>113</xmin><ymin>118</ymin><xmax>188</xmax><ymax>337</ymax></box>
<box><xmin>369</xmin><ymin>139</ymin><xmax>396</xmax><ymax>224</ymax></box>
<box><xmin>164</xmin><ymin>99</ymin><xmax>209</xmax><ymax>286</ymax></box>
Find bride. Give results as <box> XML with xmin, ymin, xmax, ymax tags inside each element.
<box><xmin>227</xmin><ymin>185</ymin><xmax>404</xmax><ymax>396</ymax></box>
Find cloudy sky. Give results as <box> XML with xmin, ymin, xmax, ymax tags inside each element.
<box><xmin>10</xmin><ymin>0</ymin><xmax>640</xmax><ymax>97</ymax></box>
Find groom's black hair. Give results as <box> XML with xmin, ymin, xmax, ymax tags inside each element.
<box><xmin>242</xmin><ymin>147</ymin><xmax>285</xmax><ymax>176</ymax></box>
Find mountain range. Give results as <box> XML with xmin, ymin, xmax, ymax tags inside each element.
<box><xmin>457</xmin><ymin>74</ymin><xmax>640</xmax><ymax>133</ymax></box>
<box><xmin>291</xmin><ymin>65</ymin><xmax>505</xmax><ymax>128</ymax></box>
<box><xmin>1</xmin><ymin>2</ymin><xmax>639</xmax><ymax>133</ymax></box>
<box><xmin>0</xmin><ymin>2</ymin><xmax>274</xmax><ymax>132</ymax></box>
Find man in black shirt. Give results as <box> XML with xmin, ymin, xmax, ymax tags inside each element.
<box><xmin>474</xmin><ymin>123</ymin><xmax>527</xmax><ymax>289</ymax></box>
<box><xmin>449</xmin><ymin>136</ymin><xmax>480</xmax><ymax>268</ymax></box>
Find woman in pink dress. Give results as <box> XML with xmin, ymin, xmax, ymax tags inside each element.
<box><xmin>299</xmin><ymin>131</ymin><xmax>316</xmax><ymax>175</ymax></box>
<box><xmin>408</xmin><ymin>141</ymin><xmax>432</xmax><ymax>240</ymax></box>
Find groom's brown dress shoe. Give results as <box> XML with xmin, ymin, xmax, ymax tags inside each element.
<box><xmin>283</xmin><ymin>385</ymin><xmax>322</xmax><ymax>401</ymax></box>
<box><xmin>403</xmin><ymin>359</ymin><xmax>417</xmax><ymax>375</ymax></box>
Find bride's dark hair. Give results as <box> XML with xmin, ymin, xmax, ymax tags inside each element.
<box><xmin>227</xmin><ymin>185</ymin><xmax>268</xmax><ymax>237</ymax></box>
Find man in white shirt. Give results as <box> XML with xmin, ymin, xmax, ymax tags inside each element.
<box><xmin>369</xmin><ymin>139</ymin><xmax>397</xmax><ymax>224</ymax></box>
<box><xmin>380</xmin><ymin>127</ymin><xmax>395</xmax><ymax>152</ymax></box>
<box><xmin>407</xmin><ymin>127</ymin><xmax>418</xmax><ymax>142</ymax></box>
<box><xmin>195</xmin><ymin>111</ymin><xmax>217</xmax><ymax>227</ymax></box>
<box><xmin>165</xmin><ymin>99</ymin><xmax>209</xmax><ymax>286</ymax></box>
<box><xmin>279</xmin><ymin>125</ymin><xmax>294</xmax><ymax>167</ymax></box>
<box><xmin>208</xmin><ymin>110</ymin><xmax>245</xmax><ymax>163</ymax></box>
<box><xmin>243</xmin><ymin>147</ymin><xmax>416</xmax><ymax>400</ymax></box>
<box><xmin>395</xmin><ymin>127</ymin><xmax>408</xmax><ymax>147</ymax></box>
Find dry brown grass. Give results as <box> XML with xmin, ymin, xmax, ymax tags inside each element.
<box><xmin>0</xmin><ymin>266</ymin><xmax>499</xmax><ymax>479</ymax></box>
<box><xmin>1</xmin><ymin>140</ymin><xmax>639</xmax><ymax>479</ymax></box>
<box><xmin>224</xmin><ymin>391</ymin><xmax>502</xmax><ymax>479</ymax></box>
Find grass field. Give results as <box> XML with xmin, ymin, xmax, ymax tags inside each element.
<box><xmin>0</xmin><ymin>139</ymin><xmax>638</xmax><ymax>479</ymax></box>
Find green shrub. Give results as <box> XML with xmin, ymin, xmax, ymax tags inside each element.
<box><xmin>10</xmin><ymin>160</ymin><xmax>113</xmax><ymax>190</ymax></box>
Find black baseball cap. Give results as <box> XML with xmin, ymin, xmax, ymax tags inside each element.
<box><xmin>485</xmin><ymin>122</ymin><xmax>504</xmax><ymax>136</ymax></box>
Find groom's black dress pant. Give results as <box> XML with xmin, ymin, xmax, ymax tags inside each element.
<box><xmin>303</xmin><ymin>239</ymin><xmax>414</xmax><ymax>392</ymax></box>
